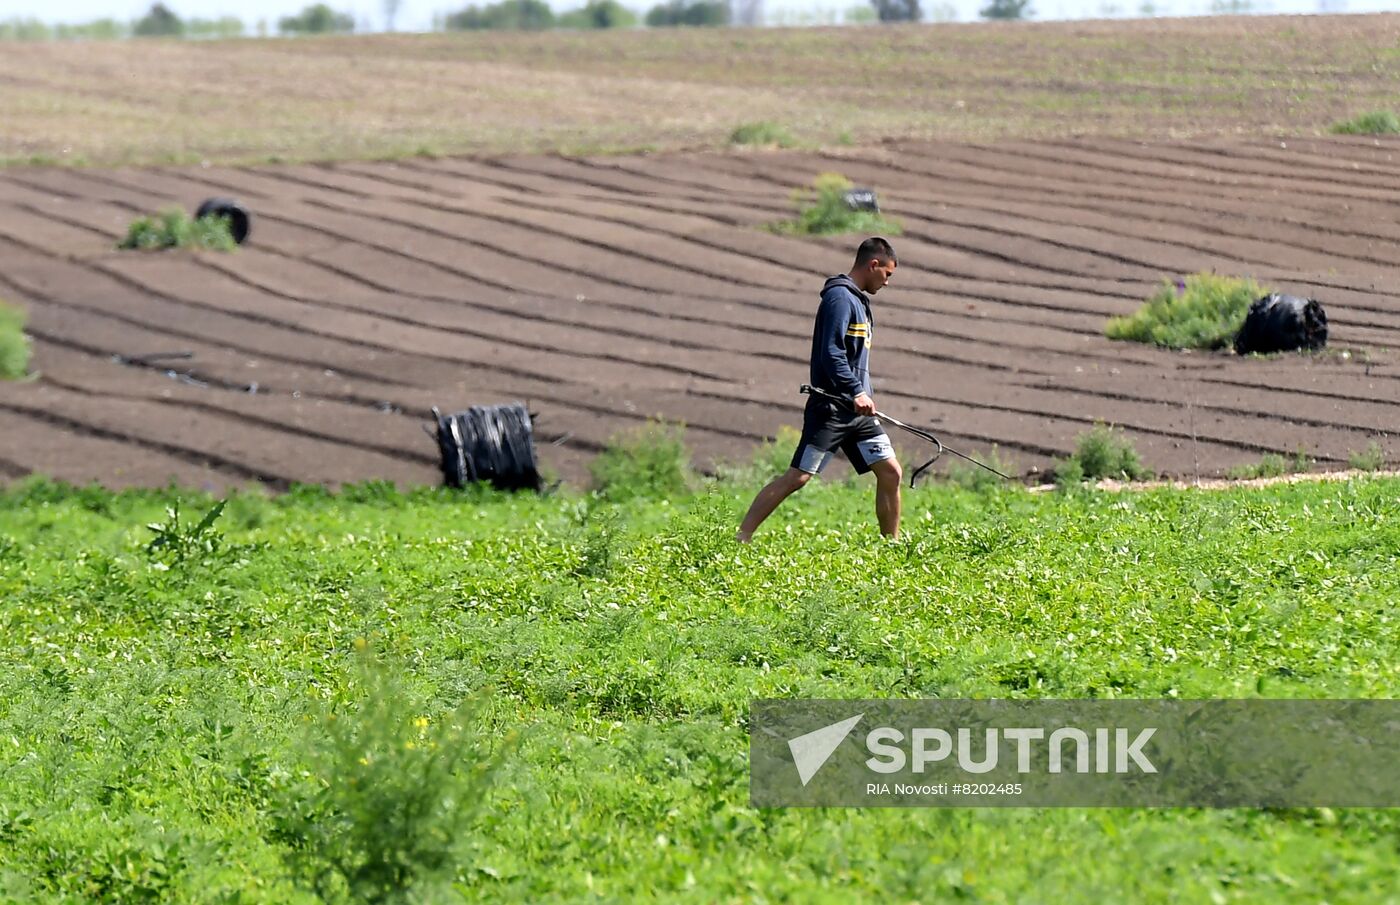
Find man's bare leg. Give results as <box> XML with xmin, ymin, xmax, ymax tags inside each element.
<box><xmin>870</xmin><ymin>458</ymin><xmax>903</xmax><ymax>539</ymax></box>
<box><xmin>736</xmin><ymin>467</ymin><xmax>813</xmax><ymax>543</ymax></box>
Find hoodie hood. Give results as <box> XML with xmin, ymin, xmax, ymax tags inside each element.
<box><xmin>822</xmin><ymin>274</ymin><xmax>870</xmax><ymax>305</ymax></box>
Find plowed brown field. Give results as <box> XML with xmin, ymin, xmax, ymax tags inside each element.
<box><xmin>2</xmin><ymin>136</ymin><xmax>1398</xmax><ymax>491</ymax></box>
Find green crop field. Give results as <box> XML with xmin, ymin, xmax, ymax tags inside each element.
<box><xmin>1</xmin><ymin>465</ymin><xmax>1397</xmax><ymax>902</ymax></box>
<box><xmin>3</xmin><ymin>15</ymin><xmax>1400</xmax><ymax>167</ymax></box>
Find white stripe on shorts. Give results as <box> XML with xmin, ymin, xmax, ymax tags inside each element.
<box><xmin>855</xmin><ymin>434</ymin><xmax>895</xmax><ymax>466</ymax></box>
<box><xmin>797</xmin><ymin>445</ymin><xmax>834</xmax><ymax>474</ymax></box>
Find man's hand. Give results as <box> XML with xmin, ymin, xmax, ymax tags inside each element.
<box><xmin>852</xmin><ymin>392</ymin><xmax>875</xmax><ymax>416</ymax></box>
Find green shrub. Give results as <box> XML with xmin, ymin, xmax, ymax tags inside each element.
<box><xmin>772</xmin><ymin>172</ymin><xmax>901</xmax><ymax>237</ymax></box>
<box><xmin>1330</xmin><ymin>110</ymin><xmax>1400</xmax><ymax>136</ymax></box>
<box><xmin>872</xmin><ymin>0</ymin><xmax>922</xmax><ymax>19</ymax></box>
<box><xmin>446</xmin><ymin>0</ymin><xmax>555</xmax><ymax>29</ymax></box>
<box><xmin>558</xmin><ymin>0</ymin><xmax>638</xmax><ymax>28</ymax></box>
<box><xmin>118</xmin><ymin>208</ymin><xmax>238</xmax><ymax>252</ymax></box>
<box><xmin>1105</xmin><ymin>272</ymin><xmax>1265</xmax><ymax>350</ymax></box>
<box><xmin>644</xmin><ymin>0</ymin><xmax>729</xmax><ymax>25</ymax></box>
<box><xmin>278</xmin><ymin>3</ymin><xmax>355</xmax><ymax>33</ymax></box>
<box><xmin>730</xmin><ymin>121</ymin><xmax>795</xmax><ymax>148</ymax></box>
<box><xmin>1348</xmin><ymin>441</ymin><xmax>1386</xmax><ymax>472</ymax></box>
<box><xmin>1056</xmin><ymin>422</ymin><xmax>1150</xmax><ymax>484</ymax></box>
<box><xmin>590</xmin><ymin>420</ymin><xmax>694</xmax><ymax>501</ymax></box>
<box><xmin>979</xmin><ymin>0</ymin><xmax>1031</xmax><ymax>16</ymax></box>
<box><xmin>133</xmin><ymin>2</ymin><xmax>183</xmax><ymax>36</ymax></box>
<box><xmin>0</xmin><ymin>300</ymin><xmax>31</xmax><ymax>380</ymax></box>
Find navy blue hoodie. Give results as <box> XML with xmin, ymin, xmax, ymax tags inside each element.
<box><xmin>809</xmin><ymin>274</ymin><xmax>873</xmax><ymax>399</ymax></box>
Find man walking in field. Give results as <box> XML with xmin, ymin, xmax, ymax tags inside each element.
<box><xmin>737</xmin><ymin>237</ymin><xmax>903</xmax><ymax>542</ymax></box>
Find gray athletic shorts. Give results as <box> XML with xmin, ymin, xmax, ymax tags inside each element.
<box><xmin>790</xmin><ymin>399</ymin><xmax>895</xmax><ymax>475</ymax></box>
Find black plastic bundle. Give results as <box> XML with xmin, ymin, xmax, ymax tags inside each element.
<box><xmin>1234</xmin><ymin>293</ymin><xmax>1328</xmax><ymax>355</ymax></box>
<box><xmin>196</xmin><ymin>197</ymin><xmax>252</xmax><ymax>245</ymax></box>
<box><xmin>842</xmin><ymin>188</ymin><xmax>880</xmax><ymax>212</ymax></box>
<box><xmin>432</xmin><ymin>404</ymin><xmax>541</xmax><ymax>492</ymax></box>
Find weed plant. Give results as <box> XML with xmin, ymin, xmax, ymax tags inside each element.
<box><xmin>1105</xmin><ymin>272</ymin><xmax>1265</xmax><ymax>350</ymax></box>
<box><xmin>0</xmin><ymin>299</ymin><xmax>30</xmax><ymax>379</ymax></box>
<box><xmin>1348</xmin><ymin>441</ymin><xmax>1386</xmax><ymax>472</ymax></box>
<box><xmin>118</xmin><ymin>208</ymin><xmax>238</xmax><ymax>252</ymax></box>
<box><xmin>588</xmin><ymin>419</ymin><xmax>694</xmax><ymax>501</ymax></box>
<box><xmin>1330</xmin><ymin>110</ymin><xmax>1400</xmax><ymax>135</ymax></box>
<box><xmin>1226</xmin><ymin>448</ymin><xmax>1312</xmax><ymax>481</ymax></box>
<box><xmin>144</xmin><ymin>499</ymin><xmax>227</xmax><ymax>568</ymax></box>
<box><xmin>1228</xmin><ymin>453</ymin><xmax>1289</xmax><ymax>481</ymax></box>
<box><xmin>1056</xmin><ymin>422</ymin><xmax>1151</xmax><ymax>486</ymax></box>
<box><xmin>2</xmin><ymin>474</ymin><xmax>1400</xmax><ymax>901</ymax></box>
<box><xmin>771</xmin><ymin>172</ymin><xmax>901</xmax><ymax>237</ymax></box>
<box><xmin>1290</xmin><ymin>446</ymin><xmax>1315</xmax><ymax>473</ymax></box>
<box><xmin>729</xmin><ymin>121</ymin><xmax>795</xmax><ymax>147</ymax></box>
<box><xmin>272</xmin><ymin>656</ymin><xmax>502</xmax><ymax>903</ymax></box>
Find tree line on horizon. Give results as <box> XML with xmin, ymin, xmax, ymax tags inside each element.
<box><xmin>1</xmin><ymin>0</ymin><xmax>1047</xmax><ymax>41</ymax></box>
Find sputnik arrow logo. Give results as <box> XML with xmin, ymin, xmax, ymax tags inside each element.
<box><xmin>788</xmin><ymin>713</ymin><xmax>864</xmax><ymax>786</ymax></box>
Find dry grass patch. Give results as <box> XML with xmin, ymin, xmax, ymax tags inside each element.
<box><xmin>4</xmin><ymin>16</ymin><xmax>1400</xmax><ymax>166</ymax></box>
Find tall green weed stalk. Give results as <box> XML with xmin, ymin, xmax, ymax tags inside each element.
<box><xmin>144</xmin><ymin>499</ymin><xmax>227</xmax><ymax>570</ymax></box>
<box><xmin>572</xmin><ymin>507</ymin><xmax>621</xmax><ymax>578</ymax></box>
<box><xmin>273</xmin><ymin>656</ymin><xmax>503</xmax><ymax>904</ymax></box>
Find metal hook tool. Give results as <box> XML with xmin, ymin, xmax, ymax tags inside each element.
<box><xmin>799</xmin><ymin>384</ymin><xmax>1015</xmax><ymax>487</ymax></box>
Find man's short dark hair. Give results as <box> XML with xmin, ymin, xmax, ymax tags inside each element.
<box><xmin>854</xmin><ymin>236</ymin><xmax>896</xmax><ymax>266</ymax></box>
